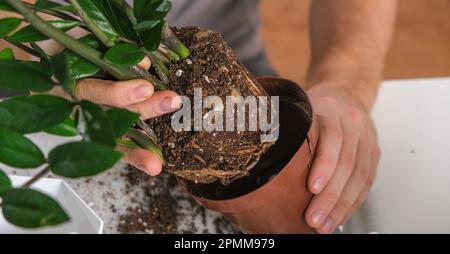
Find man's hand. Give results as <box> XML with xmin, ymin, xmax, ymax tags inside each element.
<box><xmin>63</xmin><ymin>57</ymin><xmax>181</xmax><ymax>176</ymax></box>
<box><xmin>304</xmin><ymin>84</ymin><xmax>381</xmax><ymax>234</ymax></box>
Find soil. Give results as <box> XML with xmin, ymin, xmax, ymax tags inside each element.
<box><xmin>146</xmin><ymin>27</ymin><xmax>274</xmax><ymax>185</ymax></box>
<box><xmin>117</xmin><ymin>166</ymin><xmax>240</xmax><ymax>234</ymax></box>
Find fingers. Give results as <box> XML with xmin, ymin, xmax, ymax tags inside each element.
<box><xmin>137</xmin><ymin>56</ymin><xmax>152</xmax><ymax>70</ymax></box>
<box><xmin>308</xmin><ymin>114</ymin><xmax>343</xmax><ymax>194</ymax></box>
<box><xmin>317</xmin><ymin>133</ymin><xmax>372</xmax><ymax>234</ymax></box>
<box><xmin>118</xmin><ymin>145</ymin><xmax>163</xmax><ymax>176</ymax></box>
<box><xmin>342</xmin><ymin>145</ymin><xmax>380</xmax><ymax>225</ymax></box>
<box><xmin>76</xmin><ymin>78</ymin><xmax>154</xmax><ymax>107</ymax></box>
<box><xmin>305</xmin><ymin>111</ymin><xmax>361</xmax><ymax>231</ymax></box>
<box><xmin>128</xmin><ymin>90</ymin><xmax>182</xmax><ymax>119</ymax></box>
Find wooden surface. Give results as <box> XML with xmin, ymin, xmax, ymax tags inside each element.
<box><xmin>261</xmin><ymin>0</ymin><xmax>450</xmax><ymax>84</ymax></box>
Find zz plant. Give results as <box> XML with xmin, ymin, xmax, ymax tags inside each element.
<box><xmin>0</xmin><ymin>0</ymin><xmax>189</xmax><ymax>229</ymax></box>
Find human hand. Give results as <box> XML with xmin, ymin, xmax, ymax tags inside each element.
<box><xmin>52</xmin><ymin>58</ymin><xmax>182</xmax><ymax>176</ymax></box>
<box><xmin>304</xmin><ymin>83</ymin><xmax>381</xmax><ymax>234</ymax></box>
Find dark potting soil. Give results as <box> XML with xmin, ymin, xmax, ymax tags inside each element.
<box><xmin>146</xmin><ymin>27</ymin><xmax>274</xmax><ymax>185</ymax></box>
<box><xmin>117</xmin><ymin>166</ymin><xmax>240</xmax><ymax>234</ymax></box>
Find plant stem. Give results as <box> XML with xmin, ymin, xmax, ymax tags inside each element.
<box><xmin>22</xmin><ymin>166</ymin><xmax>51</xmax><ymax>188</ymax></box>
<box><xmin>147</xmin><ymin>51</ymin><xmax>169</xmax><ymax>84</ymax></box>
<box><xmin>69</xmin><ymin>0</ymin><xmax>116</xmax><ymax>47</ymax></box>
<box><xmin>110</xmin><ymin>0</ymin><xmax>136</xmax><ymax>25</ymax></box>
<box><xmin>126</xmin><ymin>128</ymin><xmax>164</xmax><ymax>163</ymax></box>
<box><xmin>153</xmin><ymin>49</ymin><xmax>170</xmax><ymax>64</ymax></box>
<box><xmin>131</xmin><ymin>65</ymin><xmax>167</xmax><ymax>90</ymax></box>
<box><xmin>159</xmin><ymin>44</ymin><xmax>180</xmax><ymax>61</ymax></box>
<box><xmin>5</xmin><ymin>0</ymin><xmax>141</xmax><ymax>81</ymax></box>
<box><xmin>161</xmin><ymin>22</ymin><xmax>190</xmax><ymax>59</ymax></box>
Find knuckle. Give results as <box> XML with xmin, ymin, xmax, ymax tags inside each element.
<box><xmin>347</xmin><ymin>106</ymin><xmax>365</xmax><ymax>128</ymax></box>
<box><xmin>341</xmin><ymin>155</ymin><xmax>356</xmax><ymax>170</ymax></box>
<box><xmin>327</xmin><ymin>125</ymin><xmax>343</xmax><ymax>142</ymax></box>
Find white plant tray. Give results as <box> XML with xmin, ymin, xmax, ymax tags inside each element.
<box><xmin>0</xmin><ymin>175</ymin><xmax>103</xmax><ymax>234</ymax></box>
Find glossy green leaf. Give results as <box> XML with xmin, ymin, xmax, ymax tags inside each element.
<box><xmin>106</xmin><ymin>108</ymin><xmax>139</xmax><ymax>138</ymax></box>
<box><xmin>134</xmin><ymin>0</ymin><xmax>171</xmax><ymax>22</ymax></box>
<box><xmin>0</xmin><ymin>95</ymin><xmax>74</xmax><ymax>134</ymax></box>
<box><xmin>133</xmin><ymin>19</ymin><xmax>161</xmax><ymax>32</ymax></box>
<box><xmin>76</xmin><ymin>100</ymin><xmax>116</xmax><ymax>147</ymax></box>
<box><xmin>78</xmin><ymin>34</ymin><xmax>102</xmax><ymax>49</ymax></box>
<box><xmin>48</xmin><ymin>141</ymin><xmax>122</xmax><ymax>178</ymax></box>
<box><xmin>104</xmin><ymin>43</ymin><xmax>145</xmax><ymax>67</ymax></box>
<box><xmin>52</xmin><ymin>50</ymin><xmax>100</xmax><ymax>95</ymax></box>
<box><xmin>0</xmin><ymin>48</ymin><xmax>15</xmax><ymax>60</ymax></box>
<box><xmin>0</xmin><ymin>170</ymin><xmax>12</xmax><ymax>196</ymax></box>
<box><xmin>71</xmin><ymin>0</ymin><xmax>118</xmax><ymax>44</ymax></box>
<box><xmin>133</xmin><ymin>0</ymin><xmax>146</xmax><ymax>20</ymax></box>
<box><xmin>0</xmin><ymin>60</ymin><xmax>55</xmax><ymax>92</ymax></box>
<box><xmin>95</xmin><ymin>0</ymin><xmax>138</xmax><ymax>41</ymax></box>
<box><xmin>141</xmin><ymin>20</ymin><xmax>165</xmax><ymax>51</ymax></box>
<box><xmin>2</xmin><ymin>188</ymin><xmax>70</xmax><ymax>228</ymax></box>
<box><xmin>0</xmin><ymin>127</ymin><xmax>46</xmax><ymax>168</ymax></box>
<box><xmin>0</xmin><ymin>17</ymin><xmax>21</xmax><ymax>38</ymax></box>
<box><xmin>45</xmin><ymin>118</ymin><xmax>78</xmax><ymax>137</ymax></box>
<box><xmin>8</xmin><ymin>20</ymin><xmax>81</xmax><ymax>43</ymax></box>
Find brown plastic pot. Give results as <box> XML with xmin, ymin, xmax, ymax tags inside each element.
<box><xmin>180</xmin><ymin>77</ymin><xmax>319</xmax><ymax>234</ymax></box>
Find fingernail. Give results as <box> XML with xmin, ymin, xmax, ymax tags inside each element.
<box><xmin>313</xmin><ymin>177</ymin><xmax>325</xmax><ymax>193</ymax></box>
<box><xmin>161</xmin><ymin>96</ymin><xmax>182</xmax><ymax>112</ymax></box>
<box><xmin>311</xmin><ymin>210</ymin><xmax>326</xmax><ymax>226</ymax></box>
<box><xmin>322</xmin><ymin>218</ymin><xmax>335</xmax><ymax>233</ymax></box>
<box><xmin>133</xmin><ymin>85</ymin><xmax>153</xmax><ymax>101</ymax></box>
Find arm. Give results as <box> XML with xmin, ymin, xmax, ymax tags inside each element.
<box><xmin>303</xmin><ymin>0</ymin><xmax>397</xmax><ymax>233</ymax></box>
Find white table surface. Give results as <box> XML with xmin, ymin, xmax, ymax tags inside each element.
<box><xmin>345</xmin><ymin>77</ymin><xmax>450</xmax><ymax>234</ymax></box>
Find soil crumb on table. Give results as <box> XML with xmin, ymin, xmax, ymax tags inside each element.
<box><xmin>117</xmin><ymin>166</ymin><xmax>240</xmax><ymax>234</ymax></box>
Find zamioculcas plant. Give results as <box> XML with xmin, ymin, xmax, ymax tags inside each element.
<box><xmin>0</xmin><ymin>0</ymin><xmax>273</xmax><ymax>229</ymax></box>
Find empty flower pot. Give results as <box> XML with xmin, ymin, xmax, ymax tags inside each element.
<box><xmin>180</xmin><ymin>77</ymin><xmax>319</xmax><ymax>234</ymax></box>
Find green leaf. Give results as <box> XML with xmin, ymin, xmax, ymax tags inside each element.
<box><xmin>141</xmin><ymin>20</ymin><xmax>165</xmax><ymax>51</ymax></box>
<box><xmin>34</xmin><ymin>0</ymin><xmax>63</xmax><ymax>11</ymax></box>
<box><xmin>52</xmin><ymin>50</ymin><xmax>100</xmax><ymax>94</ymax></box>
<box><xmin>71</xmin><ymin>0</ymin><xmax>119</xmax><ymax>45</ymax></box>
<box><xmin>76</xmin><ymin>100</ymin><xmax>116</xmax><ymax>147</ymax></box>
<box><xmin>79</xmin><ymin>34</ymin><xmax>102</xmax><ymax>49</ymax></box>
<box><xmin>0</xmin><ymin>17</ymin><xmax>21</xmax><ymax>38</ymax></box>
<box><xmin>0</xmin><ymin>60</ymin><xmax>55</xmax><ymax>92</ymax></box>
<box><xmin>133</xmin><ymin>0</ymin><xmax>147</xmax><ymax>20</ymax></box>
<box><xmin>104</xmin><ymin>43</ymin><xmax>145</xmax><ymax>67</ymax></box>
<box><xmin>133</xmin><ymin>19</ymin><xmax>161</xmax><ymax>32</ymax></box>
<box><xmin>0</xmin><ymin>95</ymin><xmax>74</xmax><ymax>134</ymax></box>
<box><xmin>106</xmin><ymin>108</ymin><xmax>139</xmax><ymax>138</ymax></box>
<box><xmin>0</xmin><ymin>170</ymin><xmax>12</xmax><ymax>196</ymax></box>
<box><xmin>0</xmin><ymin>48</ymin><xmax>15</xmax><ymax>60</ymax></box>
<box><xmin>0</xmin><ymin>127</ymin><xmax>46</xmax><ymax>168</ymax></box>
<box><xmin>48</xmin><ymin>141</ymin><xmax>122</xmax><ymax>178</ymax></box>
<box><xmin>45</xmin><ymin>118</ymin><xmax>78</xmax><ymax>137</ymax></box>
<box><xmin>135</xmin><ymin>0</ymin><xmax>171</xmax><ymax>22</ymax></box>
<box><xmin>0</xmin><ymin>1</ymin><xmax>14</xmax><ymax>12</ymax></box>
<box><xmin>8</xmin><ymin>20</ymin><xmax>81</xmax><ymax>43</ymax></box>
<box><xmin>2</xmin><ymin>188</ymin><xmax>70</xmax><ymax>228</ymax></box>
<box><xmin>95</xmin><ymin>0</ymin><xmax>138</xmax><ymax>41</ymax></box>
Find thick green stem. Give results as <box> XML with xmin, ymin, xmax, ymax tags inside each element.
<box><xmin>24</xmin><ymin>2</ymin><xmax>80</xmax><ymax>22</ymax></box>
<box><xmin>161</xmin><ymin>22</ymin><xmax>190</xmax><ymax>59</ymax></box>
<box><xmin>69</xmin><ymin>0</ymin><xmax>116</xmax><ymax>47</ymax></box>
<box><xmin>110</xmin><ymin>0</ymin><xmax>136</xmax><ymax>25</ymax></box>
<box><xmin>6</xmin><ymin>0</ymin><xmax>140</xmax><ymax>81</ymax></box>
<box><xmin>159</xmin><ymin>44</ymin><xmax>180</xmax><ymax>61</ymax></box>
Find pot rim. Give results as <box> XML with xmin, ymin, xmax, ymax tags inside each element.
<box><xmin>186</xmin><ymin>77</ymin><xmax>318</xmax><ymax>212</ymax></box>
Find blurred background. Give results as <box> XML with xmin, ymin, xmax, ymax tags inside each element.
<box><xmin>261</xmin><ymin>0</ymin><xmax>450</xmax><ymax>84</ymax></box>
